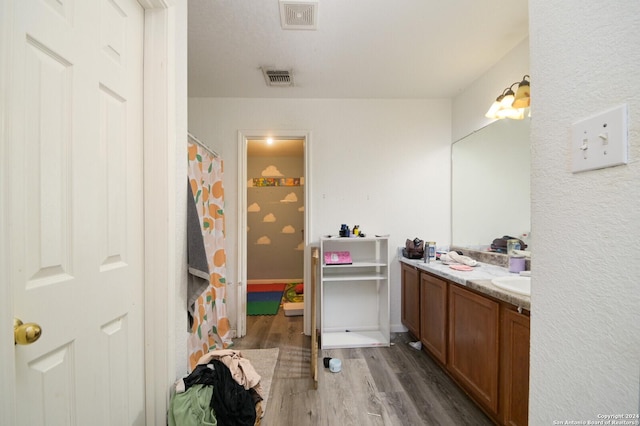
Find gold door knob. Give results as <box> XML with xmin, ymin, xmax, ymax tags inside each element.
<box><xmin>14</xmin><ymin>318</ymin><xmax>42</xmax><ymax>345</ymax></box>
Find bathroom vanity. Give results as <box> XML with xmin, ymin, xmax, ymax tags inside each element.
<box><xmin>400</xmin><ymin>257</ymin><xmax>530</xmax><ymax>426</ymax></box>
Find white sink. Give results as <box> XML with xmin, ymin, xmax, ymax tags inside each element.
<box><xmin>491</xmin><ymin>276</ymin><xmax>531</xmax><ymax>296</ymax></box>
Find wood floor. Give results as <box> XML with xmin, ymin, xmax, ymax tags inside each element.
<box><xmin>232</xmin><ymin>309</ymin><xmax>494</xmax><ymax>426</ymax></box>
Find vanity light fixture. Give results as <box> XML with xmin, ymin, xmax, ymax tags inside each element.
<box><xmin>485</xmin><ymin>75</ymin><xmax>530</xmax><ymax>120</ymax></box>
<box><xmin>500</xmin><ymin>83</ymin><xmax>517</xmax><ymax>108</ymax></box>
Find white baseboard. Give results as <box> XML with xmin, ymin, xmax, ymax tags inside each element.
<box><xmin>391</xmin><ymin>323</ymin><xmax>408</xmax><ymax>333</ymax></box>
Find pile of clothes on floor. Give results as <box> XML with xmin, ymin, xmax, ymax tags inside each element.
<box><xmin>169</xmin><ymin>349</ymin><xmax>265</xmax><ymax>426</ymax></box>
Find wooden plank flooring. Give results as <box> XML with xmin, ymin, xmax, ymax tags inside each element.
<box><xmin>233</xmin><ymin>310</ymin><xmax>494</xmax><ymax>425</ymax></box>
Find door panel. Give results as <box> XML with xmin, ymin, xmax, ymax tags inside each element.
<box><xmin>23</xmin><ymin>35</ymin><xmax>73</xmax><ymax>289</ymax></box>
<box><xmin>8</xmin><ymin>1</ymin><xmax>145</xmax><ymax>424</ymax></box>
<box><xmin>448</xmin><ymin>284</ymin><xmax>500</xmax><ymax>415</ymax></box>
<box><xmin>420</xmin><ymin>272</ymin><xmax>447</xmax><ymax>364</ymax></box>
<box><xmin>400</xmin><ymin>263</ymin><xmax>420</xmax><ymax>338</ymax></box>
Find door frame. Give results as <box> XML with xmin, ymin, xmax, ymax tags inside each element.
<box><xmin>0</xmin><ymin>1</ymin><xmax>177</xmax><ymax>423</ymax></box>
<box><xmin>141</xmin><ymin>1</ymin><xmax>179</xmax><ymax>424</ymax></box>
<box><xmin>237</xmin><ymin>130</ymin><xmax>313</xmax><ymax>337</ymax></box>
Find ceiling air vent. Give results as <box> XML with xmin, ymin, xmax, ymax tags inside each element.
<box><xmin>279</xmin><ymin>0</ymin><xmax>318</xmax><ymax>30</ymax></box>
<box><xmin>261</xmin><ymin>67</ymin><xmax>294</xmax><ymax>87</ymax></box>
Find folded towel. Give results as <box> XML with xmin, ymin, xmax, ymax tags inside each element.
<box><xmin>187</xmin><ymin>275</ymin><xmax>209</xmax><ymax>318</ymax></box>
<box><xmin>187</xmin><ymin>181</ymin><xmax>210</xmax><ymax>280</ymax></box>
<box><xmin>441</xmin><ymin>251</ymin><xmax>478</xmax><ymax>267</ymax></box>
<box><xmin>187</xmin><ymin>180</ymin><xmax>211</xmax><ymax>317</ymax></box>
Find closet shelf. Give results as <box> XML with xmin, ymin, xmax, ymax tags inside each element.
<box><xmin>322</xmin><ymin>261</ymin><xmax>386</xmax><ymax>268</ymax></box>
<box><xmin>322</xmin><ymin>274</ymin><xmax>386</xmax><ymax>282</ymax></box>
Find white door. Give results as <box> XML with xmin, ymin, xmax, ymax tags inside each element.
<box><xmin>5</xmin><ymin>1</ymin><xmax>146</xmax><ymax>424</ymax></box>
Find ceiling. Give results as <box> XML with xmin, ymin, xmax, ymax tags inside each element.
<box><xmin>188</xmin><ymin>0</ymin><xmax>529</xmax><ymax>99</ymax></box>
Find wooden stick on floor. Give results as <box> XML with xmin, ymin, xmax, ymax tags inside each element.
<box><xmin>311</xmin><ymin>247</ymin><xmax>319</xmax><ymax>389</ymax></box>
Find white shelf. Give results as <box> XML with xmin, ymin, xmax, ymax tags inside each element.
<box><xmin>322</xmin><ymin>261</ymin><xmax>386</xmax><ymax>268</ymax></box>
<box><xmin>322</xmin><ymin>274</ymin><xmax>386</xmax><ymax>282</ymax></box>
<box><xmin>321</xmin><ymin>330</ymin><xmax>389</xmax><ymax>349</ymax></box>
<box><xmin>319</xmin><ymin>235</ymin><xmax>390</xmax><ymax>349</ymax></box>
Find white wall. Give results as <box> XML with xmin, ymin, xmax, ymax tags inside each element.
<box><xmin>529</xmin><ymin>1</ymin><xmax>640</xmax><ymax>422</ymax></box>
<box><xmin>452</xmin><ymin>37</ymin><xmax>530</xmax><ymax>142</ymax></box>
<box><xmin>188</xmin><ymin>97</ymin><xmax>451</xmax><ymax>333</ymax></box>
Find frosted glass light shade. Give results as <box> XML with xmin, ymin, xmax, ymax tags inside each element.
<box><xmin>485</xmin><ymin>100</ymin><xmax>502</xmax><ymax>118</ymax></box>
<box><xmin>496</xmin><ymin>107</ymin><xmax>525</xmax><ymax>120</ymax></box>
<box><xmin>500</xmin><ymin>91</ymin><xmax>515</xmax><ymax>108</ymax></box>
<box><xmin>513</xmin><ymin>83</ymin><xmax>530</xmax><ymax>108</ymax></box>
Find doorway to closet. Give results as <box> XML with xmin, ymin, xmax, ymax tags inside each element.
<box><xmin>237</xmin><ymin>131</ymin><xmax>312</xmax><ymax>339</ymax></box>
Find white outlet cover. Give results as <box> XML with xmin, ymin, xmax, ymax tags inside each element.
<box><xmin>571</xmin><ymin>104</ymin><xmax>628</xmax><ymax>173</ymax></box>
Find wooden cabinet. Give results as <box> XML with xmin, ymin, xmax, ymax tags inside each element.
<box><xmin>399</xmin><ymin>262</ymin><xmax>530</xmax><ymax>425</ymax></box>
<box><xmin>400</xmin><ymin>262</ymin><xmax>420</xmax><ymax>339</ymax></box>
<box><xmin>448</xmin><ymin>284</ymin><xmax>500</xmax><ymax>416</ymax></box>
<box><xmin>319</xmin><ymin>236</ymin><xmax>389</xmax><ymax>349</ymax></box>
<box><xmin>419</xmin><ymin>272</ymin><xmax>447</xmax><ymax>364</ymax></box>
<box><xmin>500</xmin><ymin>306</ymin><xmax>530</xmax><ymax>426</ymax></box>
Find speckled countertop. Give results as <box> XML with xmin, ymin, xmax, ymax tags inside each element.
<box><xmin>399</xmin><ymin>256</ymin><xmax>531</xmax><ymax>311</ymax></box>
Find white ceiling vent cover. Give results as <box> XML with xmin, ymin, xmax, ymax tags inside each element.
<box><xmin>261</xmin><ymin>67</ymin><xmax>294</xmax><ymax>87</ymax></box>
<box><xmin>279</xmin><ymin>0</ymin><xmax>318</xmax><ymax>30</ymax></box>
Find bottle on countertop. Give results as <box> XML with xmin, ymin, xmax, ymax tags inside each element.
<box><xmin>509</xmin><ymin>255</ymin><xmax>526</xmax><ymax>273</ymax></box>
<box><xmin>507</xmin><ymin>239</ymin><xmax>521</xmax><ymax>256</ymax></box>
<box><xmin>428</xmin><ymin>242</ymin><xmax>436</xmax><ymax>260</ymax></box>
<box><xmin>424</xmin><ymin>241</ymin><xmax>436</xmax><ymax>263</ymax></box>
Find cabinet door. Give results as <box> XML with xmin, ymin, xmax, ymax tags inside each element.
<box><xmin>420</xmin><ymin>272</ymin><xmax>447</xmax><ymax>364</ymax></box>
<box><xmin>500</xmin><ymin>307</ymin><xmax>530</xmax><ymax>426</ymax></box>
<box><xmin>400</xmin><ymin>263</ymin><xmax>420</xmax><ymax>338</ymax></box>
<box><xmin>448</xmin><ymin>285</ymin><xmax>500</xmax><ymax>415</ymax></box>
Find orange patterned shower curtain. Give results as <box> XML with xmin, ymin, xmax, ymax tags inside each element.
<box><xmin>187</xmin><ymin>141</ymin><xmax>232</xmax><ymax>370</ymax></box>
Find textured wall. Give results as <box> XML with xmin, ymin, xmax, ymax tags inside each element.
<box><xmin>529</xmin><ymin>1</ymin><xmax>640</xmax><ymax>422</ymax></box>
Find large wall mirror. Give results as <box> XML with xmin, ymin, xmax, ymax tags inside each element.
<box><xmin>451</xmin><ymin>119</ymin><xmax>531</xmax><ymax>250</ymax></box>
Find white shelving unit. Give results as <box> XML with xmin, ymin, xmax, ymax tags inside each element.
<box><xmin>319</xmin><ymin>235</ymin><xmax>390</xmax><ymax>349</ymax></box>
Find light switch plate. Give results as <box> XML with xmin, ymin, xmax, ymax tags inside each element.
<box><xmin>571</xmin><ymin>104</ymin><xmax>628</xmax><ymax>173</ymax></box>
